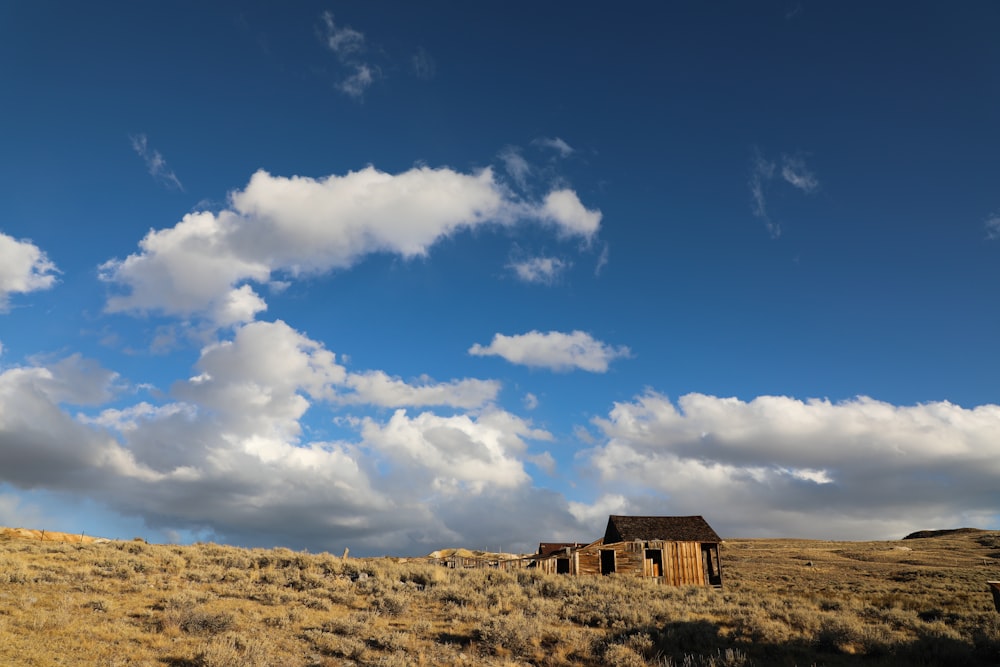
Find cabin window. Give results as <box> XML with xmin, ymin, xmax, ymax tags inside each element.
<box><xmin>556</xmin><ymin>557</ymin><xmax>570</xmax><ymax>574</ymax></box>
<box><xmin>645</xmin><ymin>548</ymin><xmax>664</xmax><ymax>577</ymax></box>
<box><xmin>600</xmin><ymin>549</ymin><xmax>616</xmax><ymax>575</ymax></box>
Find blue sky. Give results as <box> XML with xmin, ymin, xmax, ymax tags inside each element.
<box><xmin>1</xmin><ymin>2</ymin><xmax>999</xmax><ymax>554</ymax></box>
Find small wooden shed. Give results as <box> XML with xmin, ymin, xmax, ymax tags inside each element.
<box><xmin>533</xmin><ymin>542</ymin><xmax>588</xmax><ymax>574</ymax></box>
<box><xmin>574</xmin><ymin>515</ymin><xmax>723</xmax><ymax>586</ymax></box>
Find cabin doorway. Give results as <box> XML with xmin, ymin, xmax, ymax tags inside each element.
<box><xmin>645</xmin><ymin>548</ymin><xmax>663</xmax><ymax>577</ymax></box>
<box><xmin>701</xmin><ymin>544</ymin><xmax>722</xmax><ymax>586</ymax></box>
<box><xmin>556</xmin><ymin>557</ymin><xmax>570</xmax><ymax>574</ymax></box>
<box><xmin>600</xmin><ymin>549</ymin><xmax>616</xmax><ymax>575</ymax></box>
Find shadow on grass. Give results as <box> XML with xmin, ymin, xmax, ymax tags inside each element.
<box><xmin>609</xmin><ymin>618</ymin><xmax>1000</xmax><ymax>667</ymax></box>
<box><xmin>159</xmin><ymin>658</ymin><xmax>199</xmax><ymax>667</ymax></box>
<box><xmin>436</xmin><ymin>630</ymin><xmax>475</xmax><ymax>647</ymax></box>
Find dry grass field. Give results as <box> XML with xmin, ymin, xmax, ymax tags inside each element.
<box><xmin>1</xmin><ymin>527</ymin><xmax>999</xmax><ymax>666</ymax></box>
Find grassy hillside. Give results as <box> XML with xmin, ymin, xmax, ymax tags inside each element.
<box><xmin>1</xmin><ymin>528</ymin><xmax>998</xmax><ymax>666</ymax></box>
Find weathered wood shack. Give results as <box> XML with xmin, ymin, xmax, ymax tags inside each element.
<box><xmin>533</xmin><ymin>542</ymin><xmax>588</xmax><ymax>574</ymax></box>
<box><xmin>573</xmin><ymin>515</ymin><xmax>723</xmax><ymax>586</ymax></box>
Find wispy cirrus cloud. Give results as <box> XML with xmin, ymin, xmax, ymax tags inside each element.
<box><xmin>469</xmin><ymin>330</ymin><xmax>631</xmax><ymax>373</ymax></box>
<box><xmin>749</xmin><ymin>149</ymin><xmax>819</xmax><ymax>238</ymax></box>
<box><xmin>496</xmin><ymin>138</ymin><xmax>602</xmax><ymax>274</ymax></box>
<box><xmin>594</xmin><ymin>242</ymin><xmax>610</xmax><ymax>277</ymax></box>
<box><xmin>985</xmin><ymin>212</ymin><xmax>1000</xmax><ymax>240</ymax></box>
<box><xmin>339</xmin><ymin>64</ymin><xmax>374</xmax><ymax>98</ymax></box>
<box><xmin>533</xmin><ymin>136</ymin><xmax>575</xmax><ymax>158</ymax></box>
<box><xmin>781</xmin><ymin>156</ymin><xmax>819</xmax><ymax>193</ymax></box>
<box><xmin>321</xmin><ymin>12</ymin><xmax>377</xmax><ymax>99</ymax></box>
<box><xmin>749</xmin><ymin>150</ymin><xmax>776</xmax><ymax>231</ymax></box>
<box><xmin>322</xmin><ymin>12</ymin><xmax>364</xmax><ymax>55</ymax></box>
<box><xmin>499</xmin><ymin>146</ymin><xmax>532</xmax><ymax>190</ymax></box>
<box><xmin>507</xmin><ymin>256</ymin><xmax>568</xmax><ymax>285</ymax></box>
<box><xmin>130</xmin><ymin>134</ymin><xmax>183</xmax><ymax>191</ymax></box>
<box><xmin>499</xmin><ymin>138</ymin><xmax>579</xmax><ymax>192</ymax></box>
<box><xmin>411</xmin><ymin>46</ymin><xmax>435</xmax><ymax>80</ymax></box>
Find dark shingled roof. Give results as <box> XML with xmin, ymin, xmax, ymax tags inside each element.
<box><xmin>603</xmin><ymin>515</ymin><xmax>722</xmax><ymax>544</ymax></box>
<box><xmin>537</xmin><ymin>542</ymin><xmax>587</xmax><ymax>558</ymax></box>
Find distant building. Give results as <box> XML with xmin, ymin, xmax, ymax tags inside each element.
<box><xmin>533</xmin><ymin>542</ymin><xmax>589</xmax><ymax>574</ymax></box>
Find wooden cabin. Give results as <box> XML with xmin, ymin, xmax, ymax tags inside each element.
<box><xmin>573</xmin><ymin>515</ymin><xmax>723</xmax><ymax>586</ymax></box>
<box><xmin>533</xmin><ymin>542</ymin><xmax>588</xmax><ymax>574</ymax></box>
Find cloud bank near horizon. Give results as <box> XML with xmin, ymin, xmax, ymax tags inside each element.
<box><xmin>1</xmin><ymin>330</ymin><xmax>997</xmax><ymax>553</ymax></box>
<box><xmin>585</xmin><ymin>392</ymin><xmax>1000</xmax><ymax>539</ymax></box>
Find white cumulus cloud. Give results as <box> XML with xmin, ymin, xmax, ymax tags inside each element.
<box><xmin>5</xmin><ymin>330</ymin><xmax>1000</xmax><ymax>552</ymax></box>
<box><xmin>584</xmin><ymin>391</ymin><xmax>1000</xmax><ymax>540</ymax></box>
<box><xmin>0</xmin><ymin>232</ymin><xmax>58</xmax><ymax>311</ymax></box>
<box><xmin>338</xmin><ymin>371</ymin><xmax>500</xmax><ymax>409</ymax></box>
<box><xmin>469</xmin><ymin>330</ymin><xmax>631</xmax><ymax>373</ymax></box>
<box><xmin>0</xmin><ymin>319</ymin><xmax>590</xmax><ymax>554</ymax></box>
<box><xmin>541</xmin><ymin>190</ymin><xmax>602</xmax><ymax>239</ymax></box>
<box><xmin>361</xmin><ymin>408</ymin><xmax>549</xmax><ymax>495</ymax></box>
<box><xmin>568</xmin><ymin>493</ymin><xmax>629</xmax><ymax>525</ymax></box>
<box><xmin>101</xmin><ymin>166</ymin><xmax>601</xmax><ymax>327</ymax></box>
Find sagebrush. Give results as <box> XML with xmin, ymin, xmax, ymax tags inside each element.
<box><xmin>1</xmin><ymin>530</ymin><xmax>999</xmax><ymax>665</ymax></box>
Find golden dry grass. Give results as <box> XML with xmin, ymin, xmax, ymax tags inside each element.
<box><xmin>0</xmin><ymin>526</ymin><xmax>106</xmax><ymax>544</ymax></box>
<box><xmin>1</xmin><ymin>527</ymin><xmax>998</xmax><ymax>666</ymax></box>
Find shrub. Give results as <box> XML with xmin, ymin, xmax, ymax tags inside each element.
<box><xmin>321</xmin><ymin>612</ymin><xmax>371</xmax><ymax>635</ymax></box>
<box><xmin>178</xmin><ymin>608</ymin><xmax>236</xmax><ymax>635</ymax></box>
<box><xmin>371</xmin><ymin>590</ymin><xmax>410</xmax><ymax>616</ymax></box>
<box><xmin>602</xmin><ymin>644</ymin><xmax>647</xmax><ymax>667</ymax></box>
<box><xmin>195</xmin><ymin>631</ymin><xmax>275</xmax><ymax>667</ymax></box>
<box><xmin>476</xmin><ymin>610</ymin><xmax>540</xmax><ymax>657</ymax></box>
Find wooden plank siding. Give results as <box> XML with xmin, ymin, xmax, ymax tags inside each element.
<box><xmin>535</xmin><ymin>555</ymin><xmax>573</xmax><ymax>575</ymax></box>
<box><xmin>534</xmin><ymin>543</ymin><xmax>587</xmax><ymax>575</ymax></box>
<box><xmin>576</xmin><ymin>547</ymin><xmax>602</xmax><ymax>576</ymax></box>
<box><xmin>569</xmin><ymin>539</ymin><xmax>718</xmax><ymax>586</ymax></box>
<box><xmin>529</xmin><ymin>516</ymin><xmax>723</xmax><ymax>586</ymax></box>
